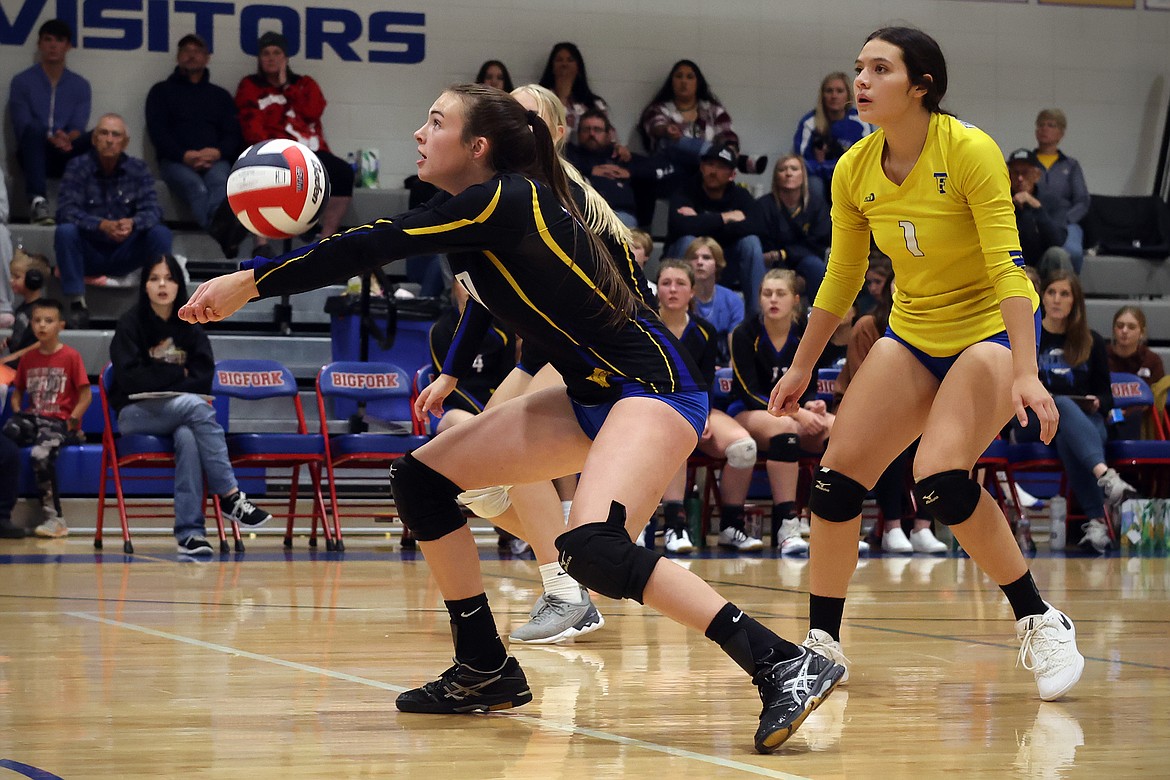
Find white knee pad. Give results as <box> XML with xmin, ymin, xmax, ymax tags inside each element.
<box><xmin>724</xmin><ymin>437</ymin><xmax>758</xmax><ymax>469</ymax></box>
<box><xmin>456</xmin><ymin>484</ymin><xmax>513</xmax><ymax>519</ymax></box>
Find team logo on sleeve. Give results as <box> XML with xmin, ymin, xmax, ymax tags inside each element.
<box><xmin>863</xmin><ymin>193</ymin><xmax>876</xmax><ymax>203</ymax></box>
<box><xmin>934</xmin><ymin>172</ymin><xmax>948</xmax><ymax>194</ymax></box>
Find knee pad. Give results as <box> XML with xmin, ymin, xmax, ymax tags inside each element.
<box><xmin>456</xmin><ymin>484</ymin><xmax>513</xmax><ymax>519</ymax></box>
<box><xmin>723</xmin><ymin>437</ymin><xmax>757</xmax><ymax>469</ymax></box>
<box><xmin>913</xmin><ymin>470</ymin><xmax>982</xmax><ymax>526</ymax></box>
<box><xmin>554</xmin><ymin>501</ymin><xmax>663</xmax><ymax>604</ymax></box>
<box><xmin>767</xmin><ymin>433</ymin><xmax>801</xmax><ymax>462</ymax></box>
<box><xmin>807</xmin><ymin>466</ymin><xmax>868</xmax><ymax>522</ymax></box>
<box><xmin>388</xmin><ymin>453</ymin><xmax>467</xmax><ymax>541</ymax></box>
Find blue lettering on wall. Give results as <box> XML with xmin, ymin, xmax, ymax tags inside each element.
<box><xmin>369</xmin><ymin>11</ymin><xmax>424</xmax><ymax>64</ymax></box>
<box><xmin>0</xmin><ymin>1</ymin><xmax>426</xmax><ymax>63</ymax></box>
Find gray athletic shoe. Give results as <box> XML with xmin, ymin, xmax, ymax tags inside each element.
<box><xmin>510</xmin><ymin>587</ymin><xmax>604</xmax><ymax>644</ymax></box>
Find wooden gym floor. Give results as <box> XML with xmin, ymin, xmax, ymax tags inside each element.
<box><xmin>1</xmin><ymin>537</ymin><xmax>1168</xmax><ymax>779</ymax></box>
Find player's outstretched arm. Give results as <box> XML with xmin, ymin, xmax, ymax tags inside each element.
<box><xmin>178</xmin><ymin>270</ymin><xmax>259</xmax><ymax>324</ymax></box>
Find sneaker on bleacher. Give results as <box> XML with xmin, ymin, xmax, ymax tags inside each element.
<box><xmin>30</xmin><ymin>197</ymin><xmax>54</xmax><ymax>225</ymax></box>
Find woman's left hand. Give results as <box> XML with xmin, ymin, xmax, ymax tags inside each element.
<box><xmin>1013</xmin><ymin>375</ymin><xmax>1059</xmax><ymax>444</ymax></box>
<box><xmin>179</xmin><ymin>270</ymin><xmax>259</xmax><ymax>324</ymax></box>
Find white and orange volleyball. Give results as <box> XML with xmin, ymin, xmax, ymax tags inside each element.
<box><xmin>226</xmin><ymin>140</ymin><xmax>330</xmax><ymax>239</ymax></box>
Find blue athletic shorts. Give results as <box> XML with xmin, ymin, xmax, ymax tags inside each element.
<box><xmin>571</xmin><ymin>386</ymin><xmax>708</xmax><ymax>441</ymax></box>
<box><xmin>885</xmin><ymin>310</ymin><xmax>1041</xmax><ymax>382</ymax></box>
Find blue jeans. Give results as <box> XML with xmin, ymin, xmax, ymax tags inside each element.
<box><xmin>1063</xmin><ymin>223</ymin><xmax>1084</xmax><ymax>274</ymax></box>
<box><xmin>159</xmin><ymin>159</ymin><xmax>230</xmax><ymax>229</ymax></box>
<box><xmin>118</xmin><ymin>394</ymin><xmax>238</xmax><ymax>541</ymax></box>
<box><xmin>670</xmin><ymin>234</ymin><xmax>766</xmax><ymax>316</ymax></box>
<box><xmin>16</xmin><ymin>124</ymin><xmax>90</xmax><ymax>200</ymax></box>
<box><xmin>55</xmin><ymin>223</ymin><xmax>173</xmax><ymax>296</ymax></box>
<box><xmin>1015</xmin><ymin>394</ymin><xmax>1107</xmax><ymax>519</ymax></box>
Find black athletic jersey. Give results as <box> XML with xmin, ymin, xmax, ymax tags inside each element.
<box><xmin>730</xmin><ymin>317</ymin><xmax>810</xmax><ymax>411</ymax></box>
<box><xmin>441</xmin><ymin>179</ymin><xmax>655</xmax><ymax>380</ymax></box>
<box><xmin>429</xmin><ymin>307</ymin><xmax>514</xmax><ymax>414</ymax></box>
<box><xmin>253</xmin><ymin>173</ymin><xmax>703</xmax><ymax>404</ymax></box>
<box><xmin>674</xmin><ymin>314</ymin><xmax>719</xmax><ymax>393</ymax></box>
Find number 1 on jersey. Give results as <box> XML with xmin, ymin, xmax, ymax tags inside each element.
<box><xmin>898</xmin><ymin>220</ymin><xmax>925</xmax><ymax>257</ymax></box>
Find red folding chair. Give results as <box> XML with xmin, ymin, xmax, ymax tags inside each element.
<box><xmin>411</xmin><ymin>363</ymin><xmax>437</xmax><ymax>435</ymax></box>
<box><xmin>95</xmin><ymin>364</ymin><xmax>236</xmax><ymax>554</ymax></box>
<box><xmin>1107</xmin><ymin>372</ymin><xmax>1170</xmax><ymax>498</ymax></box>
<box><xmin>213</xmin><ymin>359</ymin><xmax>336</xmax><ymax>551</ymax></box>
<box><xmin>316</xmin><ymin>361</ymin><xmax>430</xmax><ymax>537</ymax></box>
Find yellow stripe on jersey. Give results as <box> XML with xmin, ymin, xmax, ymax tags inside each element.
<box><xmin>255</xmin><ymin>216</ymin><xmax>396</xmax><ymax>285</ymax></box>
<box><xmin>404</xmin><ymin>182</ymin><xmax>502</xmax><ymax>236</ymax></box>
<box><xmin>732</xmin><ymin>335</ymin><xmax>769</xmax><ymax>406</ymax></box>
<box><xmin>526</xmin><ymin>181</ymin><xmax>674</xmax><ymax>391</ymax></box>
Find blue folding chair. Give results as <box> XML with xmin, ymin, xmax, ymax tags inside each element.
<box><xmin>411</xmin><ymin>363</ymin><xmax>438</xmax><ymax>435</ymax></box>
<box><xmin>316</xmin><ymin>361</ymin><xmax>430</xmax><ymax>536</ymax></box>
<box><xmin>815</xmin><ymin>366</ymin><xmax>840</xmax><ymax>406</ymax></box>
<box><xmin>1107</xmin><ymin>372</ymin><xmax>1170</xmax><ymax>498</ymax></box>
<box><xmin>96</xmin><ymin>364</ymin><xmax>234</xmax><ymax>554</ymax></box>
<box><xmin>213</xmin><ymin>359</ymin><xmax>335</xmax><ymax>551</ymax></box>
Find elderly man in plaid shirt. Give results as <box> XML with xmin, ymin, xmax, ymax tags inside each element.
<box><xmin>54</xmin><ymin>113</ymin><xmax>173</xmax><ymax>328</ymax></box>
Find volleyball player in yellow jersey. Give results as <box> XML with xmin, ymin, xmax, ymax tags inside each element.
<box><xmin>770</xmin><ymin>27</ymin><xmax>1084</xmax><ymax>701</ymax></box>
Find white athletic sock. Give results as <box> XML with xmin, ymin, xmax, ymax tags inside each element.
<box><xmin>540</xmin><ymin>561</ymin><xmax>585</xmax><ymax>603</ymax></box>
<box><xmin>561</xmin><ymin>500</ymin><xmax>572</xmax><ymax>525</ymax></box>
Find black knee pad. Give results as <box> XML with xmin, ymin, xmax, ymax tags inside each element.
<box><xmin>554</xmin><ymin>501</ymin><xmax>663</xmax><ymax>604</ymax></box>
<box><xmin>767</xmin><ymin>433</ymin><xmax>801</xmax><ymax>462</ymax></box>
<box><xmin>807</xmin><ymin>466</ymin><xmax>868</xmax><ymax>522</ymax></box>
<box><xmin>388</xmin><ymin>453</ymin><xmax>467</xmax><ymax>541</ymax></box>
<box><xmin>913</xmin><ymin>469</ymin><xmax>982</xmax><ymax>526</ymax></box>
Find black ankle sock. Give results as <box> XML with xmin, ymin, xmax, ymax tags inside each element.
<box><xmin>444</xmin><ymin>594</ymin><xmax>507</xmax><ymax>670</ymax></box>
<box><xmin>721</xmin><ymin>504</ymin><xmax>745</xmax><ymax>531</ymax></box>
<box><xmin>705</xmin><ymin>602</ymin><xmax>801</xmax><ymax>675</ymax></box>
<box><xmin>772</xmin><ymin>502</ymin><xmax>796</xmax><ymax>524</ymax></box>
<box><xmin>1000</xmin><ymin>571</ymin><xmax>1048</xmax><ymax>621</ymax></box>
<box><xmin>809</xmin><ymin>594</ymin><xmax>846</xmax><ymax>641</ymax></box>
<box><xmin>662</xmin><ymin>501</ymin><xmax>685</xmax><ymax>531</ymax></box>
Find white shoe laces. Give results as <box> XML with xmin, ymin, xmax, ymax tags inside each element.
<box><xmin>1017</xmin><ymin>615</ymin><xmax>1069</xmax><ymax>675</ymax></box>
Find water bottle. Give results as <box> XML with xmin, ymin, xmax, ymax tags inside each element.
<box><xmin>685</xmin><ymin>494</ymin><xmax>703</xmax><ymax>548</ymax></box>
<box><xmin>1049</xmin><ymin>496</ymin><xmax>1067</xmax><ymax>550</ymax></box>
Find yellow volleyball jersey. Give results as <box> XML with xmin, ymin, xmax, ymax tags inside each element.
<box><xmin>815</xmin><ymin>112</ymin><xmax>1039</xmax><ymax>357</ymax></box>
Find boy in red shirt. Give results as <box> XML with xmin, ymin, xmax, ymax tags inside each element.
<box><xmin>3</xmin><ymin>299</ymin><xmax>91</xmax><ymax>537</ymax></box>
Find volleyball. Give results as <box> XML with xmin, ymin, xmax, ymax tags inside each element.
<box><xmin>226</xmin><ymin>139</ymin><xmax>330</xmax><ymax>239</ymax></box>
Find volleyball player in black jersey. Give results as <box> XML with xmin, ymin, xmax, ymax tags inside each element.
<box><xmin>180</xmin><ymin>84</ymin><xmax>844</xmax><ymax>753</ymax></box>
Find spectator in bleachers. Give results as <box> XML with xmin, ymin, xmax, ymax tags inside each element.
<box><xmin>0</xmin><ymin>162</ymin><xmax>13</xmax><ymax>328</ymax></box>
<box><xmin>2</xmin><ymin>299</ymin><xmax>90</xmax><ymax>539</ymax></box>
<box><xmin>565</xmin><ymin>109</ymin><xmax>671</xmax><ymax>228</ymax></box>
<box><xmin>793</xmin><ymin>72</ymin><xmax>872</xmax><ymax>202</ymax></box>
<box><xmin>108</xmin><ymin>254</ymin><xmax>271</xmax><ymax>556</ymax></box>
<box><xmin>2</xmin><ymin>249</ymin><xmax>51</xmax><ymax>362</ymax></box>
<box><xmin>653</xmin><ymin>259</ymin><xmax>757</xmax><ymax>554</ymax></box>
<box><xmin>7</xmin><ymin>19</ymin><xmax>92</xmax><ymax>226</ymax></box>
<box><xmin>1108</xmin><ymin>305</ymin><xmax>1168</xmax><ymax>440</ymax></box>
<box><xmin>475</xmin><ymin>60</ymin><xmax>514</xmax><ymax>92</ymax></box>
<box><xmin>758</xmin><ymin>154</ymin><xmax>830</xmax><ymax>305</ymax></box>
<box><xmin>235</xmin><ymin>31</ymin><xmax>355</xmax><ymax>252</ymax></box>
<box><xmin>146</xmin><ymin>33</ymin><xmax>246</xmax><ymax>257</ymax></box>
<box><xmin>730</xmin><ymin>269</ymin><xmax>837</xmax><ymax>553</ymax></box>
<box><xmin>1107</xmin><ymin>305</ymin><xmax>1164</xmax><ymax>385</ymax></box>
<box><xmin>639</xmin><ymin>59</ymin><xmax>767</xmax><ymax>177</ymax></box>
<box><xmin>538</xmin><ymin>42</ymin><xmax>622</xmax><ymax>153</ymax></box>
<box><xmin>667</xmin><ymin>145</ymin><xmax>768</xmax><ymax>316</ymax></box>
<box><xmin>684</xmin><ymin>237</ymin><xmax>743</xmax><ymax>366</ymax></box>
<box><xmin>835</xmin><ymin>265</ymin><xmax>947</xmax><ymax>554</ymax></box>
<box><xmin>1013</xmin><ymin>270</ymin><xmax>1134</xmax><ymax>553</ymax></box>
<box><xmin>1032</xmin><ymin>109</ymin><xmax>1090</xmax><ymax>273</ymax></box>
<box><xmin>0</xmin><ymin>434</ymin><xmax>22</xmax><ymax>538</ymax></box>
<box><xmin>628</xmin><ymin>229</ymin><xmax>655</xmax><ymax>293</ymax></box>
<box><xmin>1006</xmin><ymin>148</ymin><xmax>1074</xmax><ymax>278</ymax></box>
<box><xmin>55</xmin><ymin>113</ymin><xmax>173</xmax><ymax>329</ymax></box>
